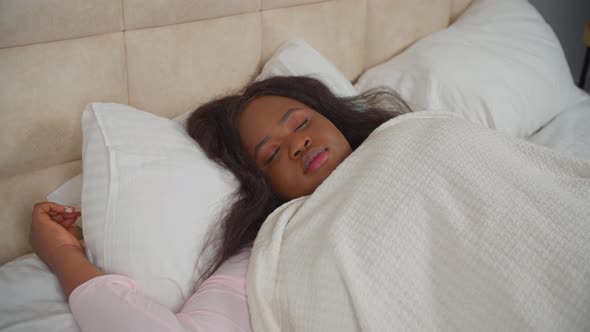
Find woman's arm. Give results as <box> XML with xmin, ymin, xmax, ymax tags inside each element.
<box><xmin>69</xmin><ymin>248</ymin><xmax>252</xmax><ymax>332</ymax></box>
<box><xmin>31</xmin><ymin>201</ymin><xmax>252</xmax><ymax>332</ymax></box>
<box><xmin>48</xmin><ymin>245</ymin><xmax>104</xmax><ymax>298</ymax></box>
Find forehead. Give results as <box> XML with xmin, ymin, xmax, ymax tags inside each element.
<box><xmin>241</xmin><ymin>95</ymin><xmax>303</xmax><ymax>122</ymax></box>
<box><xmin>239</xmin><ymin>96</ymin><xmax>304</xmax><ymax>133</ymax></box>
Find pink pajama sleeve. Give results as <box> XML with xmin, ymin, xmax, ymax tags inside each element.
<box><xmin>68</xmin><ymin>248</ymin><xmax>252</xmax><ymax>332</ymax></box>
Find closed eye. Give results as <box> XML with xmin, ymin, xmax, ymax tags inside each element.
<box><xmin>264</xmin><ymin>118</ymin><xmax>308</xmax><ymax>166</ymax></box>
<box><xmin>264</xmin><ymin>147</ymin><xmax>280</xmax><ymax>166</ymax></box>
<box><xmin>295</xmin><ymin>118</ymin><xmax>309</xmax><ymax>131</ymax></box>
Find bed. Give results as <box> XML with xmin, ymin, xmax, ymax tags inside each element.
<box><xmin>1</xmin><ymin>0</ymin><xmax>589</xmax><ymax>331</ymax></box>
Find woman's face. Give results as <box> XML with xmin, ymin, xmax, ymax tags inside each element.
<box><xmin>238</xmin><ymin>96</ymin><xmax>352</xmax><ymax>200</ymax></box>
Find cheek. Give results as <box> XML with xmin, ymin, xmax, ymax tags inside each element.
<box><xmin>266</xmin><ymin>161</ymin><xmax>310</xmax><ymax>199</ymax></box>
<box><xmin>268</xmin><ymin>162</ymin><xmax>296</xmax><ymax>193</ymax></box>
<box><xmin>321</xmin><ymin>124</ymin><xmax>351</xmax><ymax>154</ymax></box>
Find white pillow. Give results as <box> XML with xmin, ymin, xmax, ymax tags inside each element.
<box><xmin>354</xmin><ymin>0</ymin><xmax>586</xmax><ymax>137</ymax></box>
<box><xmin>47</xmin><ymin>173</ymin><xmax>82</xmax><ymax>217</ymax></box>
<box><xmin>81</xmin><ymin>102</ymin><xmax>235</xmax><ymax>311</ymax></box>
<box><xmin>46</xmin><ymin>111</ymin><xmax>196</xmax><ymax>212</ymax></box>
<box><xmin>527</xmin><ymin>93</ymin><xmax>590</xmax><ymax>160</ymax></box>
<box><xmin>256</xmin><ymin>39</ymin><xmax>357</xmax><ymax>97</ymax></box>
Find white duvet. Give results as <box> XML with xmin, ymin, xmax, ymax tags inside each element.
<box><xmin>247</xmin><ymin>112</ymin><xmax>590</xmax><ymax>331</ymax></box>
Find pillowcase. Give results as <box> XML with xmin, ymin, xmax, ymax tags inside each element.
<box><xmin>46</xmin><ymin>109</ymin><xmax>200</xmax><ymax>212</ymax></box>
<box><xmin>354</xmin><ymin>0</ymin><xmax>586</xmax><ymax>137</ymax></box>
<box><xmin>81</xmin><ymin>102</ymin><xmax>235</xmax><ymax>311</ymax></box>
<box><xmin>527</xmin><ymin>94</ymin><xmax>590</xmax><ymax>160</ymax></box>
<box><xmin>256</xmin><ymin>39</ymin><xmax>357</xmax><ymax>97</ymax></box>
<box><xmin>47</xmin><ymin>173</ymin><xmax>82</xmax><ymax>214</ymax></box>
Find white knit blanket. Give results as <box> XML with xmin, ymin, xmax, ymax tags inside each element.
<box><xmin>246</xmin><ymin>111</ymin><xmax>590</xmax><ymax>332</ymax></box>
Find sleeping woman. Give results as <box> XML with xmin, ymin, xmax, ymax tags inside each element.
<box><xmin>30</xmin><ymin>74</ymin><xmax>590</xmax><ymax>330</ymax></box>
<box><xmin>29</xmin><ymin>76</ymin><xmax>412</xmax><ymax>331</ymax></box>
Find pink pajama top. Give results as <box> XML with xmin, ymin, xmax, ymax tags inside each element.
<box><xmin>68</xmin><ymin>248</ymin><xmax>252</xmax><ymax>332</ymax></box>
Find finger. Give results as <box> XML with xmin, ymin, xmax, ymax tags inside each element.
<box><xmin>36</xmin><ymin>202</ymin><xmax>78</xmax><ymax>214</ymax></box>
<box><xmin>50</xmin><ymin>211</ymin><xmax>81</xmax><ymax>217</ymax></box>
<box><xmin>62</xmin><ymin>218</ymin><xmax>77</xmax><ymax>229</ymax></box>
<box><xmin>66</xmin><ymin>225</ymin><xmax>83</xmax><ymax>240</ymax></box>
<box><xmin>52</xmin><ymin>214</ymin><xmax>65</xmax><ymax>223</ymax></box>
<box><xmin>55</xmin><ymin>214</ymin><xmax>81</xmax><ymax>225</ymax></box>
<box><xmin>61</xmin><ymin>213</ymin><xmax>81</xmax><ymax>220</ymax></box>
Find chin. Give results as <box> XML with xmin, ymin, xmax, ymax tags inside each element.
<box><xmin>311</xmin><ymin>159</ymin><xmax>337</xmax><ymax>188</ymax></box>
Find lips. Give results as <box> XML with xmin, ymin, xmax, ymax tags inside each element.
<box><xmin>303</xmin><ymin>146</ymin><xmax>328</xmax><ymax>173</ymax></box>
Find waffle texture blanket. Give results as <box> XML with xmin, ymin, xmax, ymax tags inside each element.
<box><xmin>246</xmin><ymin>111</ymin><xmax>590</xmax><ymax>331</ymax></box>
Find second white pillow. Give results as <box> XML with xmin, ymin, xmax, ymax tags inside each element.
<box><xmin>256</xmin><ymin>39</ymin><xmax>357</xmax><ymax>97</ymax></box>
<box><xmin>355</xmin><ymin>0</ymin><xmax>585</xmax><ymax>137</ymax></box>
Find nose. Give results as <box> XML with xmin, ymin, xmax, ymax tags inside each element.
<box><xmin>290</xmin><ymin>135</ymin><xmax>311</xmax><ymax>159</ymax></box>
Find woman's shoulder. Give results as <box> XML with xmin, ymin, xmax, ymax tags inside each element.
<box><xmin>214</xmin><ymin>246</ymin><xmax>252</xmax><ymax>278</ymax></box>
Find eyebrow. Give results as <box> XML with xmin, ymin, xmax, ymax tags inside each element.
<box><xmin>254</xmin><ymin>108</ymin><xmax>300</xmax><ymax>161</ymax></box>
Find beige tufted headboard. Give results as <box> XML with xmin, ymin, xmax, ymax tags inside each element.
<box><xmin>0</xmin><ymin>0</ymin><xmax>472</xmax><ymax>265</ymax></box>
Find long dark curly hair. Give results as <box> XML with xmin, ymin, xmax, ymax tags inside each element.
<box><xmin>186</xmin><ymin>76</ymin><xmax>412</xmax><ymax>287</ymax></box>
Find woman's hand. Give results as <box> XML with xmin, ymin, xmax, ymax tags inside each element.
<box><xmin>29</xmin><ymin>201</ymin><xmax>83</xmax><ymax>269</ymax></box>
<box><xmin>30</xmin><ymin>202</ymin><xmax>105</xmax><ymax>298</ymax></box>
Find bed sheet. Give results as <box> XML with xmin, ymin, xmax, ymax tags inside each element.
<box><xmin>0</xmin><ymin>255</ymin><xmax>80</xmax><ymax>332</ymax></box>
<box><xmin>526</xmin><ymin>94</ymin><xmax>590</xmax><ymax>160</ymax></box>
